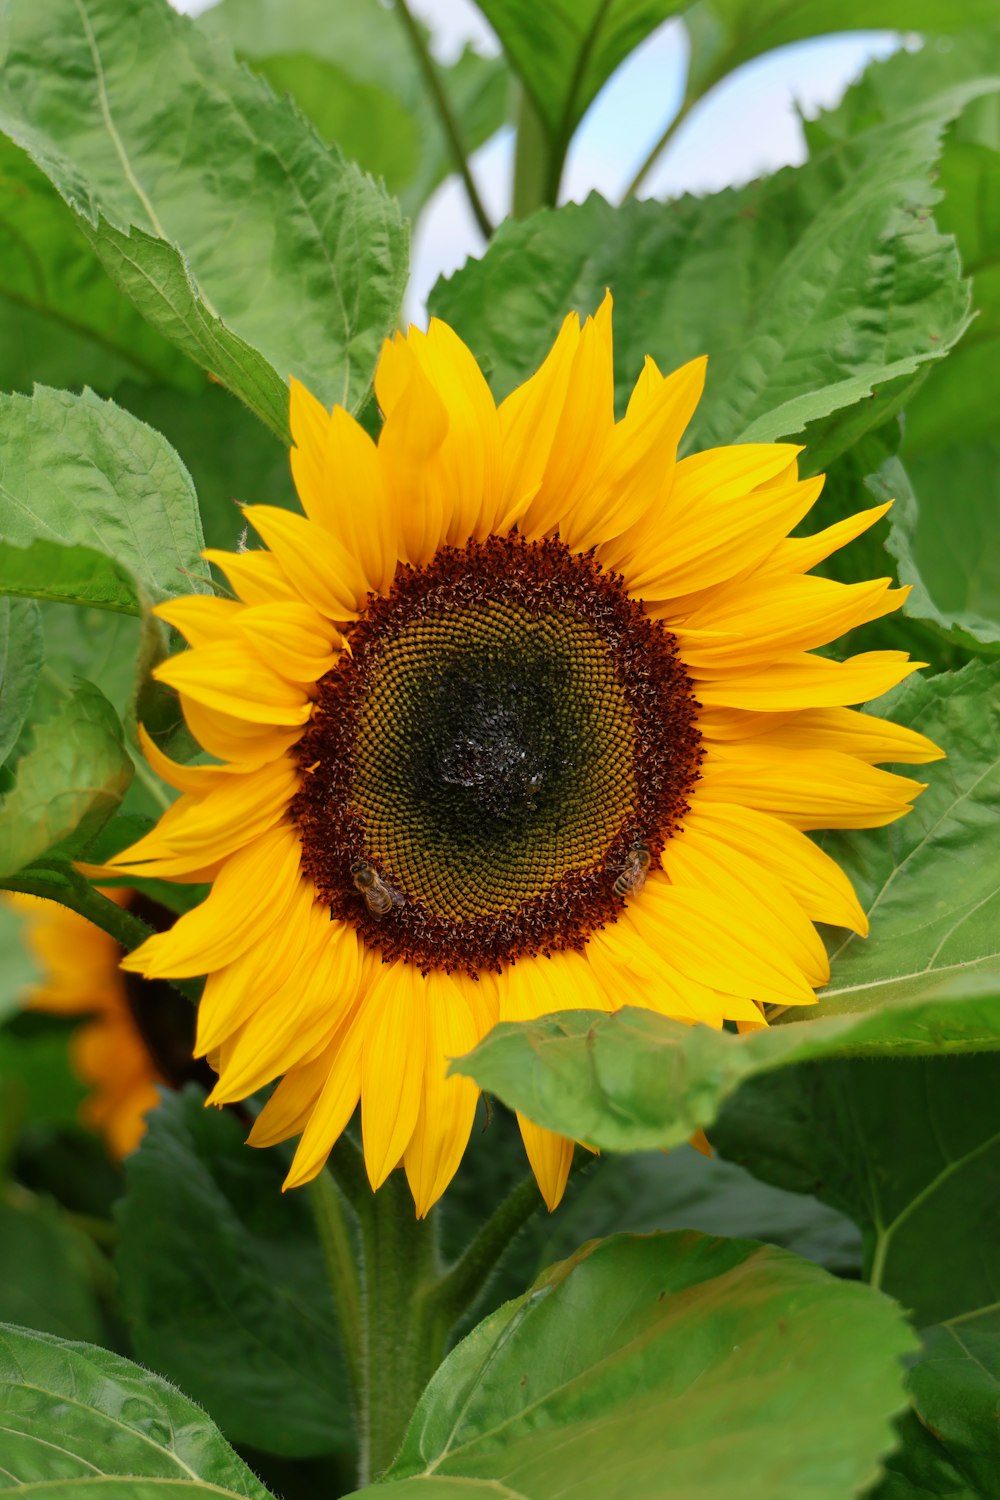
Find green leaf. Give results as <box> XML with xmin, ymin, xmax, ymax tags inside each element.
<box><xmin>115</xmin><ymin>379</ymin><xmax>294</xmax><ymax>554</ymax></box>
<box><xmin>0</xmin><ymin>386</ymin><xmax>208</xmax><ymax>613</ymax></box>
<box><xmin>713</xmin><ymin>1039</ymin><xmax>1000</xmax><ymax>1497</ymax></box>
<box><xmin>680</xmin><ymin>1</ymin><xmax>1000</xmax><ymax>105</ymax></box>
<box><xmin>0</xmin><ymin>599</ymin><xmax>41</xmax><ymax>766</ymax></box>
<box><xmin>0</xmin><ymin>681</ymin><xmax>132</xmax><ymax>877</ymax></box>
<box><xmin>452</xmin><ymin>994</ymin><xmax>1000</xmax><ymax>1158</ymax></box>
<box><xmin>0</xmin><ymin>1198</ymin><xmax>102</xmax><ymax>1343</ymax></box>
<box><xmin>802</xmin><ymin>38</ymin><xmax>1000</xmax><ymax>655</ymax></box>
<box><xmin>475</xmin><ymin>2</ymin><xmax>683</xmax><ymax>169</ymax></box>
<box><xmin>908</xmin><ymin>1315</ymin><xmax>1000</xmax><ymax>1497</ymax></box>
<box><xmin>431</xmin><ymin>63</ymin><xmax>979</xmax><ymax>470</ymax></box>
<box><xmin>523</xmin><ymin>1144</ymin><xmax>862</xmax><ymax>1284</ymax></box>
<box><xmin>350</xmin><ymin>1232</ymin><xmax>914</xmax><ymax>1500</ymax></box>
<box><xmin>715</xmin><ymin>1055</ymin><xmax>1000</xmax><ymax>1324</ymax></box>
<box><xmin>0</xmin><ymin>135</ymin><xmax>199</xmax><ymax>397</ymax></box>
<box><xmin>865</xmin><ymin>1409</ymin><xmax>980</xmax><ymax>1499</ymax></box>
<box><xmin>116</xmin><ymin>1087</ymin><xmax>353</xmax><ymax>1460</ymax></box>
<box><xmin>201</xmin><ymin>0</ymin><xmax>509</xmax><ymax>219</ymax></box>
<box><xmin>0</xmin><ymin>0</ymin><xmax>408</xmax><ymax>437</ymax></box>
<box><xmin>818</xmin><ymin>661</ymin><xmax>1000</xmax><ymax>1010</ymax></box>
<box><xmin>0</xmin><ymin>1320</ymin><xmax>273</xmax><ymax>1494</ymax></box>
<box><xmin>867</xmin><ymin>453</ymin><xmax>1000</xmax><ymax>654</ymax></box>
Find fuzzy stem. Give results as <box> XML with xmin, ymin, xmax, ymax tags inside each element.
<box><xmin>308</xmin><ymin>1169</ymin><xmax>365</xmax><ymax>1399</ymax></box>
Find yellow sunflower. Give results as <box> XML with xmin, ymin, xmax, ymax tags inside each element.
<box><xmin>87</xmin><ymin>296</ymin><xmax>941</xmax><ymax>1214</ymax></box>
<box><xmin>9</xmin><ymin>890</ymin><xmax>202</xmax><ymax>1157</ymax></box>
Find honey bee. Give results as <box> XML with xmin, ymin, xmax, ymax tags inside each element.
<box><xmin>612</xmin><ymin>841</ymin><xmax>651</xmax><ymax>898</ymax></box>
<box><xmin>350</xmin><ymin>860</ymin><xmax>398</xmax><ymax>918</ymax></box>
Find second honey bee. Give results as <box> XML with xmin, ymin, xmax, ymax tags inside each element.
<box><xmin>350</xmin><ymin>859</ymin><xmax>397</xmax><ymax>918</ymax></box>
<box><xmin>612</xmin><ymin>841</ymin><xmax>651</xmax><ymax>898</ymax></box>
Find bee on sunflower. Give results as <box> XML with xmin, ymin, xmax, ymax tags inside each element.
<box><xmin>83</xmin><ymin>296</ymin><xmax>940</xmax><ymax>1214</ymax></box>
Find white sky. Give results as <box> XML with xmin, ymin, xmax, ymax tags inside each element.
<box><xmin>177</xmin><ymin>0</ymin><xmax>900</xmax><ymax>321</ymax></box>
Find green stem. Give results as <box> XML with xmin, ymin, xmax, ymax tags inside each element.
<box><xmin>511</xmin><ymin>88</ymin><xmax>550</xmax><ymax>219</ymax></box>
<box><xmin>621</xmin><ymin>91</ymin><xmax>696</xmax><ymax>201</ymax></box>
<box><xmin>308</xmin><ymin>1170</ymin><xmax>364</xmax><ymax>1399</ymax></box>
<box><xmin>0</xmin><ymin>867</ymin><xmax>201</xmax><ymax>1006</ymax></box>
<box><xmin>430</xmin><ymin>1169</ymin><xmax>542</xmax><ymax>1327</ymax></box>
<box><xmin>393</xmin><ymin>0</ymin><xmax>495</xmax><ymax>240</ymax></box>
<box><xmin>359</xmin><ymin>1172</ymin><xmax>442</xmax><ymax>1484</ymax></box>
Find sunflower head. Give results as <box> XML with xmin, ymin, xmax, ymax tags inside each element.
<box><xmin>94</xmin><ymin>296</ymin><xmax>941</xmax><ymax>1214</ymax></box>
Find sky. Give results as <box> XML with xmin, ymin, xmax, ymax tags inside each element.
<box><xmin>177</xmin><ymin>0</ymin><xmax>900</xmax><ymax>320</ymax></box>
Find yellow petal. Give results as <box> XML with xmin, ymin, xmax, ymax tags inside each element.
<box><xmin>376</xmin><ymin>337</ymin><xmax>450</xmax><ymax>567</ymax></box>
<box><xmin>518</xmin><ymin>294</ymin><xmax>616</xmax><ymax>541</ymax></box>
<box><xmin>236</xmin><ymin>601</ymin><xmax>343</xmax><ymax>684</ymax></box>
<box><xmin>202</xmin><ymin>548</ymin><xmax>299</xmax><ymax>605</ymax></box>
<box><xmin>694</xmin><ymin>650</ymin><xmax>923</xmax><ymax>710</ymax></box>
<box><xmin>155</xmin><ymin>642</ymin><xmax>312</xmax><ymax>724</ymax></box>
<box><xmin>681</xmin><ymin>800</ymin><xmax>868</xmax><ymax>934</ymax></box>
<box><xmin>243</xmin><ymin>506</ymin><xmax>365</xmax><ymax>618</ymax></box>
<box><xmin>517</xmin><ymin>1113</ymin><xmax>574</xmax><ymax>1212</ymax></box>
<box><xmin>121</xmin><ymin>825</ymin><xmax>303</xmax><ymax>978</ymax></box>
<box><xmin>665</xmin><ymin>823</ymin><xmax>830</xmax><ymax>986</ymax></box>
<box><xmin>180</xmin><ymin>697</ymin><xmax>302</xmax><ymax>767</ymax></box>
<box><xmin>404</xmin><ymin>971</ymin><xmax>481</xmax><ymax>1217</ymax></box>
<box><xmin>566</xmin><ymin>355</ymin><xmax>706</xmax><ymax>552</ymax></box>
<box><xmin>154</xmin><ymin>595</ymin><xmax>244</xmax><ymax>646</ymax></box>
<box><xmin>283</xmin><ymin>1002</ymin><xmax>368</xmax><ymax>1187</ymax></box>
<box><xmin>361</xmin><ymin>961</ymin><xmax>427</xmax><ymax>1190</ymax></box>
<box><xmin>697</xmin><ymin>742</ymin><xmax>925</xmax><ymax>829</ymax></box>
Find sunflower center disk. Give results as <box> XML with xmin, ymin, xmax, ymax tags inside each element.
<box><xmin>293</xmin><ymin>536</ymin><xmax>702</xmax><ymax>974</ymax></box>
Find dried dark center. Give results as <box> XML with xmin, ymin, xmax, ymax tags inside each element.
<box><xmin>293</xmin><ymin>534</ymin><xmax>701</xmax><ymax>974</ymax></box>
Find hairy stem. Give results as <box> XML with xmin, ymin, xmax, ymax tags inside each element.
<box><xmin>308</xmin><ymin>1169</ymin><xmax>365</xmax><ymax>1399</ymax></box>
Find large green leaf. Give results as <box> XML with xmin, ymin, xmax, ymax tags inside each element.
<box><xmin>201</xmin><ymin>0</ymin><xmax>509</xmax><ymax>220</ymax></box>
<box><xmin>715</xmin><ymin>1053</ymin><xmax>1000</xmax><ymax>1497</ymax></box>
<box><xmin>818</xmin><ymin>662</ymin><xmax>1000</xmax><ymax>1009</ymax></box>
<box><xmin>116</xmin><ymin>379</ymin><xmax>293</xmax><ymax>554</ymax></box>
<box><xmin>475</xmin><ymin>2</ymin><xmax>683</xmax><ymax>169</ymax></box>
<box><xmin>349</xmin><ymin>1232</ymin><xmax>914</xmax><ymax>1500</ymax></box>
<box><xmin>802</xmin><ymin>39</ymin><xmax>1000</xmax><ymax>656</ymax></box>
<box><xmin>0</xmin><ymin>599</ymin><xmax>41</xmax><ymax>767</ymax></box>
<box><xmin>0</xmin><ymin>135</ymin><xmax>198</xmax><ymax>398</ymax></box>
<box><xmin>0</xmin><ymin>385</ymin><xmax>207</xmax><ymax>613</ymax></box>
<box><xmin>0</xmin><ymin>0</ymin><xmax>408</xmax><ymax>438</ymax></box>
<box><xmin>0</xmin><ymin>1321</ymin><xmax>273</xmax><ymax>1494</ymax></box>
<box><xmin>715</xmin><ymin>1055</ymin><xmax>1000</xmax><ymax>1324</ymax></box>
<box><xmin>680</xmin><ymin>1</ymin><xmax>999</xmax><ymax>105</ymax></box>
<box><xmin>0</xmin><ymin>681</ymin><xmax>132</xmax><ymax>877</ymax></box>
<box><xmin>430</xmin><ymin>69</ymin><xmax>979</xmax><ymax>468</ymax></box>
<box><xmin>453</xmin><ymin>994</ymin><xmax>1000</xmax><ymax>1157</ymax></box>
<box><xmin>116</xmin><ymin>1087</ymin><xmax>353</xmax><ymax>1460</ymax></box>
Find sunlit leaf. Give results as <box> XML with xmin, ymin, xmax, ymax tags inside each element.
<box><xmin>431</xmin><ymin>62</ymin><xmax>982</xmax><ymax>469</ymax></box>
<box><xmin>0</xmin><ymin>386</ymin><xmax>207</xmax><ymax>613</ymax></box>
<box><xmin>475</xmin><ymin>1</ymin><xmax>683</xmax><ymax>160</ymax></box>
<box><xmin>680</xmin><ymin>1</ymin><xmax>998</xmax><ymax>104</ymax></box>
<box><xmin>0</xmin><ymin>0</ymin><xmax>408</xmax><ymax>437</ymax></box>
<box><xmin>201</xmin><ymin>0</ymin><xmax>509</xmax><ymax>218</ymax></box>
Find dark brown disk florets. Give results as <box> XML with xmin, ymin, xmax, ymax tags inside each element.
<box><xmin>292</xmin><ymin>534</ymin><xmax>701</xmax><ymax>974</ymax></box>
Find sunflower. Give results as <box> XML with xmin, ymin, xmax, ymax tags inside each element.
<box><xmin>88</xmin><ymin>296</ymin><xmax>941</xmax><ymax>1214</ymax></box>
<box><xmin>9</xmin><ymin>890</ymin><xmax>203</xmax><ymax>1157</ymax></box>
